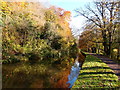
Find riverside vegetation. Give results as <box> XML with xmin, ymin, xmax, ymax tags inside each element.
<box><xmin>1</xmin><ymin>1</ymin><xmax>119</xmax><ymax>89</ymax></box>
<box><xmin>1</xmin><ymin>1</ymin><xmax>78</xmax><ymax>88</ymax></box>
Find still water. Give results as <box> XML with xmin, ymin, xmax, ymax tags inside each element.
<box><xmin>66</xmin><ymin>60</ymin><xmax>81</xmax><ymax>88</ymax></box>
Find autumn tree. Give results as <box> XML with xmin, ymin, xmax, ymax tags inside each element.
<box><xmin>49</xmin><ymin>6</ymin><xmax>72</xmax><ymax>39</ymax></box>
<box><xmin>75</xmin><ymin>1</ymin><xmax>119</xmax><ymax>56</ymax></box>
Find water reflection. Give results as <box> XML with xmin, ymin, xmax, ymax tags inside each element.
<box><xmin>66</xmin><ymin>60</ymin><xmax>81</xmax><ymax>88</ymax></box>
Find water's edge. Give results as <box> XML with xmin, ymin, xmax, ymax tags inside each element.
<box><xmin>66</xmin><ymin>60</ymin><xmax>81</xmax><ymax>88</ymax></box>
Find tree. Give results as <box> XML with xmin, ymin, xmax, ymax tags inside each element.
<box><xmin>75</xmin><ymin>0</ymin><xmax>119</xmax><ymax>56</ymax></box>
<box><xmin>49</xmin><ymin>6</ymin><xmax>72</xmax><ymax>39</ymax></box>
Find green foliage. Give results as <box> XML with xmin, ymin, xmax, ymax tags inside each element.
<box><xmin>1</xmin><ymin>2</ymin><xmax>78</xmax><ymax>65</ymax></box>
<box><xmin>2</xmin><ymin>56</ymin><xmax>20</xmax><ymax>64</ymax></box>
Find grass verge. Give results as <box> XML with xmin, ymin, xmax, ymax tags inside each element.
<box><xmin>73</xmin><ymin>55</ymin><xmax>120</xmax><ymax>89</ymax></box>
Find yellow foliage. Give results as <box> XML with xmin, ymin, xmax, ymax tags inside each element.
<box><xmin>113</xmin><ymin>49</ymin><xmax>118</xmax><ymax>52</ymax></box>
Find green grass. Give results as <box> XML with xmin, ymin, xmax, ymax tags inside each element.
<box><xmin>73</xmin><ymin>55</ymin><xmax>120</xmax><ymax>89</ymax></box>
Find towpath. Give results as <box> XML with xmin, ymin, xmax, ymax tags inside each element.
<box><xmin>89</xmin><ymin>53</ymin><xmax>120</xmax><ymax>80</ymax></box>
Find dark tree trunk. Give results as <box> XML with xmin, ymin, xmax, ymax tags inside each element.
<box><xmin>103</xmin><ymin>42</ymin><xmax>110</xmax><ymax>56</ymax></box>
<box><xmin>108</xmin><ymin>31</ymin><xmax>112</xmax><ymax>57</ymax></box>
<box><xmin>102</xmin><ymin>30</ymin><xmax>110</xmax><ymax>56</ymax></box>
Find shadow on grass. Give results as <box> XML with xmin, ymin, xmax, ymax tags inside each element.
<box><xmin>78</xmin><ymin>76</ymin><xmax>117</xmax><ymax>81</ymax></box>
<box><xmin>80</xmin><ymin>71</ymin><xmax>115</xmax><ymax>75</ymax></box>
<box><xmin>74</xmin><ymin>87</ymin><xmax>120</xmax><ymax>89</ymax></box>
<box><xmin>103</xmin><ymin>62</ymin><xmax>116</xmax><ymax>64</ymax></box>
<box><xmin>116</xmin><ymin>73</ymin><xmax>120</xmax><ymax>76</ymax></box>
<box><xmin>111</xmin><ymin>69</ymin><xmax>120</xmax><ymax>70</ymax></box>
<box><xmin>82</xmin><ymin>66</ymin><xmax>110</xmax><ymax>70</ymax></box>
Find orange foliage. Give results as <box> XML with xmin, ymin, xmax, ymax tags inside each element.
<box><xmin>49</xmin><ymin>6</ymin><xmax>72</xmax><ymax>39</ymax></box>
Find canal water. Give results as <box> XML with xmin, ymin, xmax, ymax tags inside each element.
<box><xmin>66</xmin><ymin>60</ymin><xmax>81</xmax><ymax>88</ymax></box>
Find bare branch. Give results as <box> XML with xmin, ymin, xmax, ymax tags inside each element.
<box><xmin>86</xmin><ymin>5</ymin><xmax>102</xmax><ymax>27</ymax></box>
<box><xmin>75</xmin><ymin>9</ymin><xmax>102</xmax><ymax>28</ymax></box>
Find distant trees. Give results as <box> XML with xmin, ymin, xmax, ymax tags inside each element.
<box><xmin>76</xmin><ymin>0</ymin><xmax>120</xmax><ymax>59</ymax></box>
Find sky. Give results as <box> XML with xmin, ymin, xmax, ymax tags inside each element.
<box><xmin>38</xmin><ymin>0</ymin><xmax>94</xmax><ymax>37</ymax></box>
<box><xmin>47</xmin><ymin>0</ymin><xmax>94</xmax><ymax>37</ymax></box>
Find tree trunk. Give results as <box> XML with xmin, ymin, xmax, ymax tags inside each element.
<box><xmin>102</xmin><ymin>30</ymin><xmax>110</xmax><ymax>56</ymax></box>
<box><xmin>103</xmin><ymin>42</ymin><xmax>109</xmax><ymax>56</ymax></box>
<box><xmin>117</xmin><ymin>43</ymin><xmax>120</xmax><ymax>60</ymax></box>
<box><xmin>108</xmin><ymin>31</ymin><xmax>112</xmax><ymax>57</ymax></box>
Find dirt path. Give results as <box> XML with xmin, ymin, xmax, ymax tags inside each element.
<box><xmin>88</xmin><ymin>53</ymin><xmax>120</xmax><ymax>80</ymax></box>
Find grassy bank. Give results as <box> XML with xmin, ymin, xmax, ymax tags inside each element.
<box><xmin>73</xmin><ymin>55</ymin><xmax>120</xmax><ymax>89</ymax></box>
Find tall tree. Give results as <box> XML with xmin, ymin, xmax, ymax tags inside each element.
<box><xmin>75</xmin><ymin>1</ymin><xmax>119</xmax><ymax>56</ymax></box>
